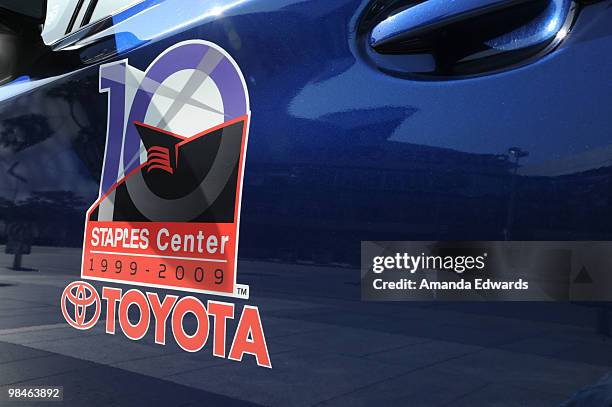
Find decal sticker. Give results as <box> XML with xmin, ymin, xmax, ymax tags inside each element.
<box><xmin>81</xmin><ymin>40</ymin><xmax>250</xmax><ymax>299</ymax></box>
<box><xmin>62</xmin><ymin>42</ymin><xmax>270</xmax><ymax>367</ymax></box>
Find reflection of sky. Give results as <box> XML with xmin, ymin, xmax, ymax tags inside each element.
<box><xmin>0</xmin><ymin>68</ymin><xmax>92</xmax><ymax>103</ymax></box>
<box><xmin>289</xmin><ymin>8</ymin><xmax>612</xmax><ymax>167</ymax></box>
<box><xmin>0</xmin><ymin>74</ymin><xmax>66</xmax><ymax>103</ymax></box>
<box><xmin>91</xmin><ymin>0</ymin><xmax>313</xmax><ymax>54</ymax></box>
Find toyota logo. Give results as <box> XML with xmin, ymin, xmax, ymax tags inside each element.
<box><xmin>61</xmin><ymin>281</ymin><xmax>101</xmax><ymax>330</ymax></box>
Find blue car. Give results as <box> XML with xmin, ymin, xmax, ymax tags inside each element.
<box><xmin>0</xmin><ymin>0</ymin><xmax>611</xmax><ymax>405</ymax></box>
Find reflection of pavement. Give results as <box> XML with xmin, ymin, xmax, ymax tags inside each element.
<box><xmin>1</xmin><ymin>246</ymin><xmax>611</xmax><ymax>406</ymax></box>
<box><xmin>0</xmin><ymin>342</ymin><xmax>261</xmax><ymax>406</ymax></box>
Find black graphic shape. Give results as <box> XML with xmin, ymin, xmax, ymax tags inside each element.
<box><xmin>89</xmin><ymin>119</ymin><xmax>244</xmax><ymax>223</ymax></box>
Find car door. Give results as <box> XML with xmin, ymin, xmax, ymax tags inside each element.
<box><xmin>2</xmin><ymin>0</ymin><xmax>610</xmax><ymax>263</ymax></box>
<box><xmin>0</xmin><ymin>0</ymin><xmax>611</xmax><ymax>405</ymax></box>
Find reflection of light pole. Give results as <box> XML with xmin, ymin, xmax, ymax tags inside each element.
<box><xmin>7</xmin><ymin>161</ymin><xmax>27</xmax><ymax>203</ymax></box>
<box><xmin>6</xmin><ymin>161</ymin><xmax>29</xmax><ymax>270</ymax></box>
<box><xmin>504</xmin><ymin>147</ymin><xmax>529</xmax><ymax>241</ymax></box>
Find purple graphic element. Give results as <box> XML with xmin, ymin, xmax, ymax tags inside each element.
<box><xmin>122</xmin><ymin>42</ymin><xmax>248</xmax><ymax>176</ymax></box>
<box><xmin>211</xmin><ymin>57</ymin><xmax>247</xmax><ymax>120</ymax></box>
<box><xmin>99</xmin><ymin>61</ymin><xmax>127</xmax><ymax>195</ymax></box>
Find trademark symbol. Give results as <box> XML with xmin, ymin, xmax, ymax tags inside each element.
<box><xmin>236</xmin><ymin>285</ymin><xmax>249</xmax><ymax>298</ymax></box>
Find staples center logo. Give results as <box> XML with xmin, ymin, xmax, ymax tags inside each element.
<box><xmin>83</xmin><ymin>39</ymin><xmax>250</xmax><ymax>298</ymax></box>
<box><xmin>60</xmin><ymin>40</ymin><xmax>272</xmax><ymax>368</ymax></box>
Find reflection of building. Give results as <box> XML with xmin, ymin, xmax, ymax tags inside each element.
<box><xmin>240</xmin><ymin>141</ymin><xmax>515</xmax><ymax>265</ymax></box>
<box><xmin>0</xmin><ymin>192</ymin><xmax>87</xmax><ymax>247</ymax></box>
<box><xmin>516</xmin><ymin>167</ymin><xmax>612</xmax><ymax>239</ymax></box>
<box><xmin>520</xmin><ymin>144</ymin><xmax>612</xmax><ymax>177</ymax></box>
<box><xmin>239</xmin><ymin>141</ymin><xmax>612</xmax><ymax>266</ymax></box>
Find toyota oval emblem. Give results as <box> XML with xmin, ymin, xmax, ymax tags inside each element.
<box><xmin>61</xmin><ymin>281</ymin><xmax>101</xmax><ymax>330</ymax></box>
